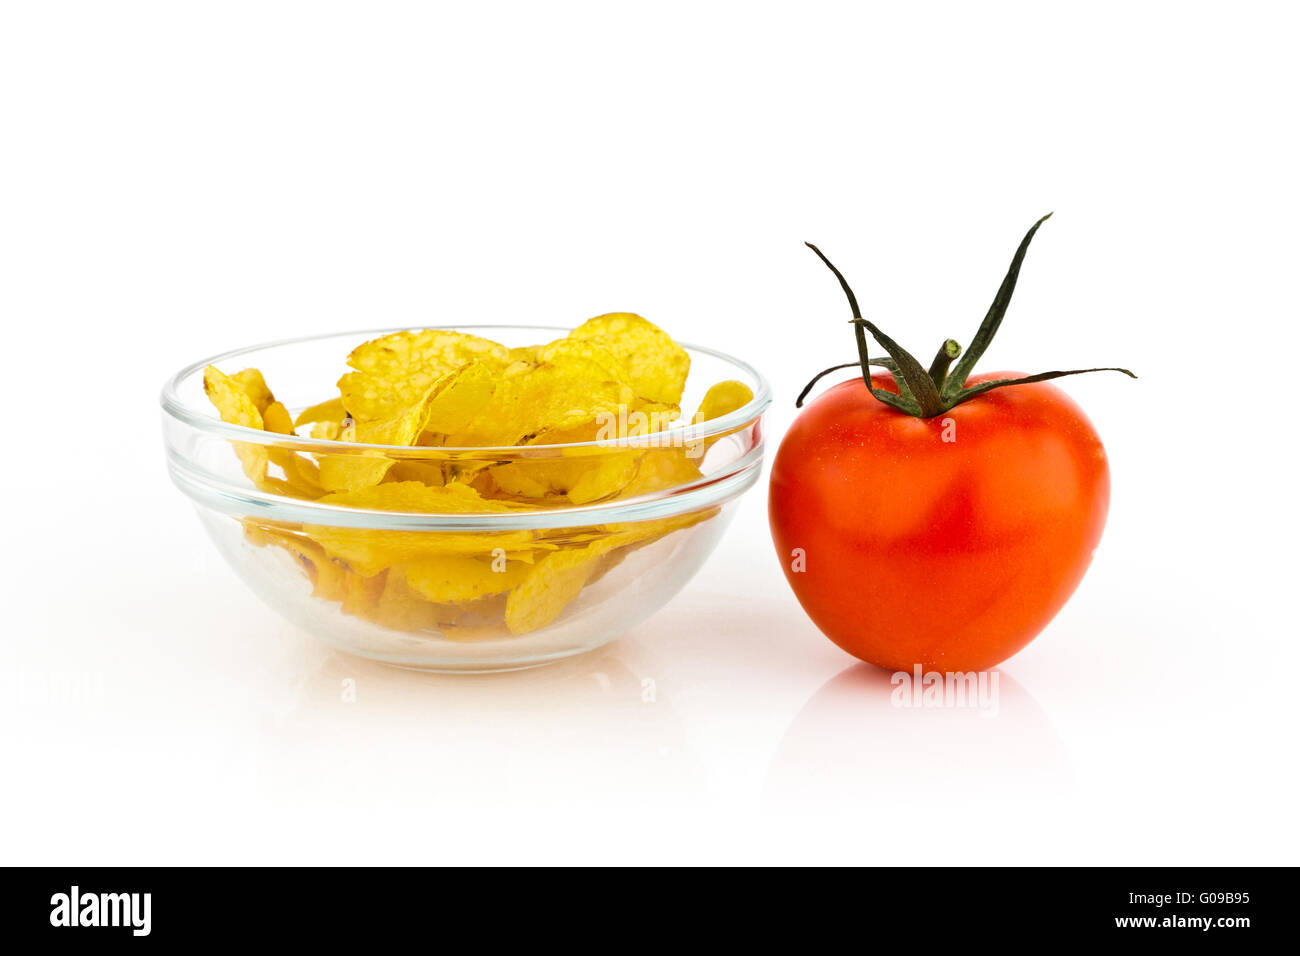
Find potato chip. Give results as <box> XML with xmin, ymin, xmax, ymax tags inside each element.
<box><xmin>616</xmin><ymin>449</ymin><xmax>704</xmax><ymax>500</ymax></box>
<box><xmin>317</xmin><ymin>383</ymin><xmax>437</xmax><ymax>493</ymax></box>
<box><xmin>693</xmin><ymin>379</ymin><xmax>754</xmax><ymax>424</ymax></box>
<box><xmin>487</xmin><ymin>396</ymin><xmax>681</xmax><ymax>503</ymax></box>
<box><xmin>486</xmin><ymin>446</ymin><xmax>641</xmax><ymax>505</ymax></box>
<box><xmin>384</xmin><ymin>459</ymin><xmax>447</xmax><ymax>486</ymax></box>
<box><xmin>231</xmin><ymin>367</ymin><xmax>276</xmax><ymax>413</ymax></box>
<box><xmin>250</xmin><ymin>400</ymin><xmax>325</xmax><ymax>497</ymax></box>
<box><xmin>448</xmin><ymin>357</ymin><xmax>634</xmax><ymax>446</ymax></box>
<box><xmin>506</xmin><ymin>345</ymin><xmax>541</xmax><ymax>366</ymax></box>
<box><xmin>485</xmin><ymin>463</ymin><xmax>554</xmax><ymax>499</ymax></box>
<box><xmin>623</xmin><ymin>401</ymin><xmax>683</xmax><ymax>436</ymax></box>
<box><xmin>341</xmin><ymin>569</ymin><xmax>388</xmax><ymax>618</ymax></box>
<box><xmin>341</xmin><ymin>330</ymin><xmax>510</xmax><ymax>422</ymax></box>
<box><xmin>566</xmin><ymin>312</ymin><xmax>690</xmax><ymax>405</ymax></box>
<box><xmin>203</xmin><ymin>365</ymin><xmax>269</xmax><ymax>482</ymax></box>
<box><xmin>536</xmin><ymin>337</ymin><xmax>631</xmax><ymax>384</ymax></box>
<box><xmin>337</xmin><ymin>370</ymin><xmax>412</xmax><ymax>423</ymax></box>
<box><xmin>420</xmin><ymin>361</ymin><xmax>498</xmax><ymax>437</ymax></box>
<box><xmin>404</xmin><ymin>554</ymin><xmax>530</xmax><ymax>604</ymax></box>
<box><xmin>312</xmin><ymin>421</ymin><xmax>342</xmax><ymax>441</ymax></box>
<box><xmin>203</xmin><ymin>366</ymin><xmax>325</xmax><ymax>496</ymax></box>
<box><xmin>294</xmin><ymin>397</ymin><xmax>346</xmax><ymax>428</ymax></box>
<box><xmin>203</xmin><ymin>365</ymin><xmax>264</xmax><ymax>430</ymax></box>
<box><xmin>261</xmin><ymin>401</ymin><xmax>294</xmax><ymax>435</ymax></box>
<box><xmin>325</xmin><ymin>530</ymin><xmax>547</xmax><ymax>577</ymax></box>
<box><xmin>244</xmin><ymin>521</ymin><xmax>345</xmax><ymax>598</ymax></box>
<box><xmin>315</xmin><ymin>480</ymin><xmax>512</xmax><ymax>514</ymax></box>
<box><xmin>530</xmin><ymin>399</ymin><xmax>679</xmax><ymax>446</ymax></box>
<box><xmin>686</xmin><ymin>378</ymin><xmax>755</xmax><ymax>462</ymax></box>
<box><xmin>304</xmin><ymin>482</ymin><xmax>537</xmax><ymax>575</ymax></box>
<box><xmin>504</xmin><ymin>544</ymin><xmax>607</xmax><ymax>634</ymax></box>
<box><xmin>372</xmin><ymin>571</ymin><xmax>446</xmax><ymax>631</ymax></box>
<box><xmin>602</xmin><ymin>508</ymin><xmax>714</xmax><ymax>545</ymax></box>
<box><xmin>502</xmin><ymin>514</ymin><xmax>708</xmax><ymax>634</ymax></box>
<box><xmin>565</xmin><ymin>453</ymin><xmax>642</xmax><ymax>504</ymax></box>
<box><xmin>347</xmin><ymin>328</ymin><xmax>511</xmax><ymax>379</ymax></box>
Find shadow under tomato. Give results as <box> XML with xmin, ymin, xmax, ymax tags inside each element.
<box><xmin>763</xmin><ymin>662</ymin><xmax>1071</xmax><ymax>812</ymax></box>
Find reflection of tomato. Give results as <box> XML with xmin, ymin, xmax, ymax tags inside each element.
<box><xmin>768</xmin><ymin>371</ymin><xmax>1109</xmax><ymax>672</ymax></box>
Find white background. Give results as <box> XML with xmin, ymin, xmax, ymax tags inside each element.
<box><xmin>2</xmin><ymin>1</ymin><xmax>1296</xmax><ymax>865</ymax></box>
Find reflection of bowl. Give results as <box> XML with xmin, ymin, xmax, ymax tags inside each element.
<box><xmin>161</xmin><ymin>326</ymin><xmax>770</xmax><ymax>672</ymax></box>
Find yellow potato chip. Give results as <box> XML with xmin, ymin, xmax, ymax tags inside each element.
<box><xmin>693</xmin><ymin>379</ymin><xmax>753</xmax><ymax>424</ymax></box>
<box><xmin>616</xmin><ymin>449</ymin><xmax>704</xmax><ymax>500</ymax></box>
<box><xmin>341</xmin><ymin>569</ymin><xmax>388</xmax><ymax>618</ymax></box>
<box><xmin>404</xmin><ymin>554</ymin><xmax>530</xmax><ymax>604</ymax></box>
<box><xmin>372</xmin><ymin>571</ymin><xmax>446</xmax><ymax>631</ymax></box>
<box><xmin>536</xmin><ymin>336</ymin><xmax>631</xmax><ymax>384</ymax></box>
<box><xmin>308</xmin><ymin>528</ymin><xmax>540</xmax><ymax>578</ymax></box>
<box><xmin>264</xmin><ymin>437</ymin><xmax>320</xmax><ymax>492</ymax></box>
<box><xmin>285</xmin><ymin>459</ymin><xmax>327</xmax><ymax>497</ymax></box>
<box><xmin>685</xmin><ymin>378</ymin><xmax>755</xmax><ymax>462</ymax></box>
<box><xmin>231</xmin><ymin>367</ymin><xmax>275</xmax><ymax>413</ymax></box>
<box><xmin>485</xmin><ymin>463</ymin><xmax>554</xmax><ymax>499</ymax></box>
<box><xmin>294</xmin><ymin>397</ymin><xmax>345</xmax><ymax>428</ymax></box>
<box><xmin>565</xmin><ymin>453</ymin><xmax>641</xmax><ymax>504</ymax></box>
<box><xmin>486</xmin><ymin>447</ymin><xmax>640</xmax><ymax>505</ymax></box>
<box><xmin>384</xmin><ymin>459</ymin><xmax>447</xmax><ymax>486</ymax></box>
<box><xmin>602</xmin><ymin>508</ymin><xmax>714</xmax><ymax>544</ymax></box>
<box><xmin>244</xmin><ymin>522</ymin><xmax>349</xmax><ymax>601</ymax></box>
<box><xmin>489</xmin><ymin>393</ymin><xmax>680</xmax><ymax>505</ymax></box>
<box><xmin>304</xmin><ymin>482</ymin><xmax>537</xmax><ymax>575</ymax></box>
<box><xmin>625</xmin><ymin>401</ymin><xmax>683</xmax><ymax>435</ymax></box>
<box><xmin>310</xmin><ymin>419</ymin><xmax>342</xmax><ymax>441</ymax></box>
<box><xmin>529</xmin><ymin>398</ymin><xmax>679</xmax><ymax>445</ymax></box>
<box><xmin>262</xmin><ymin>401</ymin><xmax>295</xmax><ymax>435</ymax></box>
<box><xmin>204</xmin><ymin>366</ymin><xmax>327</xmax><ymax>497</ymax></box>
<box><xmin>504</xmin><ymin>544</ymin><xmax>607</xmax><ymax>634</ymax></box>
<box><xmin>347</xmin><ymin>328</ymin><xmax>511</xmax><ymax>379</ymax></box>
<box><xmin>255</xmin><ymin>400</ymin><xmax>326</xmax><ymax>496</ymax></box>
<box><xmin>203</xmin><ymin>366</ymin><xmax>264</xmax><ymax>430</ymax></box>
<box><xmin>203</xmin><ymin>365</ymin><xmax>269</xmax><ymax>482</ymax></box>
<box><xmin>448</xmin><ymin>357</ymin><xmax>634</xmax><ymax>446</ymax></box>
<box><xmin>502</xmin><ymin>515</ymin><xmax>707</xmax><ymax>634</ymax></box>
<box><xmin>337</xmin><ymin>370</ymin><xmax>416</xmax><ymax>423</ymax></box>
<box><xmin>340</xmin><ymin>330</ymin><xmax>510</xmax><ymax>422</ymax></box>
<box><xmin>325</xmin><ymin>361</ymin><xmax>515</xmax><ymax>492</ymax></box>
<box><xmin>315</xmin><ymin>480</ymin><xmax>511</xmax><ymax>514</ymax></box>
<box><xmin>421</xmin><ymin>362</ymin><xmax>499</xmax><ymax>437</ymax></box>
<box><xmin>506</xmin><ymin>345</ymin><xmax>541</xmax><ymax>366</ymax></box>
<box><xmin>487</xmin><ymin>397</ymin><xmax>681</xmax><ymax>503</ymax></box>
<box><xmin>566</xmin><ymin>312</ymin><xmax>691</xmax><ymax>405</ymax></box>
<box><xmin>317</xmin><ymin>383</ymin><xmax>438</xmax><ymax>493</ymax></box>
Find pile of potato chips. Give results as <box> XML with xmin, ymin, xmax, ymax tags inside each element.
<box><xmin>202</xmin><ymin>314</ymin><xmax>753</xmax><ymax>637</ymax></box>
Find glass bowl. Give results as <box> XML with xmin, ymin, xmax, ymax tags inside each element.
<box><xmin>160</xmin><ymin>326</ymin><xmax>770</xmax><ymax>672</ymax></box>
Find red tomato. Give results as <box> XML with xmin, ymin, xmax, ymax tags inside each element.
<box><xmin>768</xmin><ymin>371</ymin><xmax>1109</xmax><ymax>672</ymax></box>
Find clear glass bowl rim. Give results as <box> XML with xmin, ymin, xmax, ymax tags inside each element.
<box><xmin>162</xmin><ymin>324</ymin><xmax>771</xmax><ymax>531</ymax></box>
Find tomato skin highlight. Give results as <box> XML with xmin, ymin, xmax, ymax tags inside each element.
<box><xmin>768</xmin><ymin>372</ymin><xmax>1110</xmax><ymax>672</ymax></box>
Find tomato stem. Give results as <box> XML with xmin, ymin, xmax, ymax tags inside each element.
<box><xmin>795</xmin><ymin>358</ymin><xmax>900</xmax><ymax>408</ymax></box>
<box><xmin>804</xmin><ymin>242</ymin><xmax>920</xmax><ymax>415</ymax></box>
<box><xmin>800</xmin><ymin>217</ymin><xmax>1137</xmax><ymax>417</ymax></box>
<box><xmin>927</xmin><ymin>339</ymin><xmax>962</xmax><ymax>389</ymax></box>
<box><xmin>854</xmin><ymin>318</ymin><xmax>945</xmax><ymax>417</ymax></box>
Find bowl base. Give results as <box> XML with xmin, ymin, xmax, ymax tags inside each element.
<box><xmin>333</xmin><ymin>641</ymin><xmax>610</xmax><ymax>675</ymax></box>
